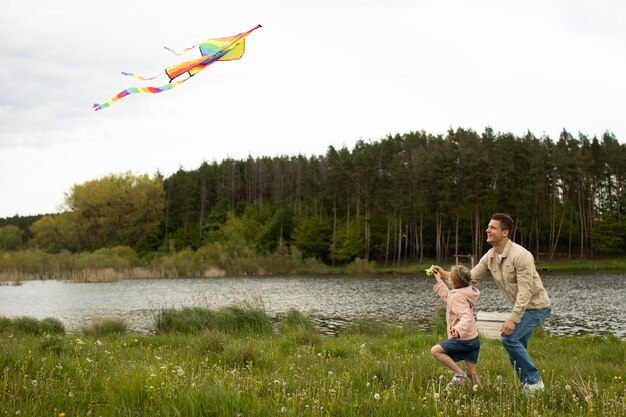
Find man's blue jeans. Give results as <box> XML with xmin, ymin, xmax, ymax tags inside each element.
<box><xmin>500</xmin><ymin>307</ymin><xmax>551</xmax><ymax>384</ymax></box>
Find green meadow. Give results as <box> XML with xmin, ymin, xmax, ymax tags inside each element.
<box><xmin>0</xmin><ymin>307</ymin><xmax>624</xmax><ymax>417</ymax></box>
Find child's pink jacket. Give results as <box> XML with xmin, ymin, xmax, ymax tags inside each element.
<box><xmin>434</xmin><ymin>280</ymin><xmax>480</xmax><ymax>340</ymax></box>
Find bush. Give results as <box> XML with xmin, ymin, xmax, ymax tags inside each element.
<box><xmin>280</xmin><ymin>308</ymin><xmax>316</xmax><ymax>332</ymax></box>
<box><xmin>216</xmin><ymin>305</ymin><xmax>272</xmax><ymax>334</ymax></box>
<box><xmin>156</xmin><ymin>248</ymin><xmax>210</xmax><ymax>278</ymax></box>
<box><xmin>299</xmin><ymin>257</ymin><xmax>331</xmax><ymax>274</ymax></box>
<box><xmin>278</xmin><ymin>309</ymin><xmax>322</xmax><ymax>346</ymax></box>
<box><xmin>40</xmin><ymin>317</ymin><xmax>65</xmax><ymax>335</ymax></box>
<box><xmin>12</xmin><ymin>316</ymin><xmax>41</xmax><ymax>335</ymax></box>
<box><xmin>155</xmin><ymin>307</ymin><xmax>215</xmax><ymax>334</ymax></box>
<box><xmin>81</xmin><ymin>317</ymin><xmax>128</xmax><ymax>337</ymax></box>
<box><xmin>346</xmin><ymin>257</ymin><xmax>376</xmax><ymax>274</ymax></box>
<box><xmin>155</xmin><ymin>305</ymin><xmax>272</xmax><ymax>335</ymax></box>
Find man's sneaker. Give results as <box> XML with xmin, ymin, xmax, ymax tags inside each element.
<box><xmin>449</xmin><ymin>372</ymin><xmax>467</xmax><ymax>386</ymax></box>
<box><xmin>522</xmin><ymin>379</ymin><xmax>545</xmax><ymax>394</ymax></box>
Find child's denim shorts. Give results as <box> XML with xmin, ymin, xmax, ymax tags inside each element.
<box><xmin>439</xmin><ymin>336</ymin><xmax>480</xmax><ymax>363</ymax></box>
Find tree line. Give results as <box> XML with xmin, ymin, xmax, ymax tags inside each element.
<box><xmin>1</xmin><ymin>127</ymin><xmax>625</xmax><ymax>265</ymax></box>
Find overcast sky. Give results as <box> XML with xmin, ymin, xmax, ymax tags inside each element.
<box><xmin>1</xmin><ymin>0</ymin><xmax>625</xmax><ymax>218</ymax></box>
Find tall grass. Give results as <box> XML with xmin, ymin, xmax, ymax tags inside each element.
<box><xmin>0</xmin><ymin>246</ymin><xmax>399</xmax><ymax>281</ymax></box>
<box><xmin>155</xmin><ymin>305</ymin><xmax>273</xmax><ymax>335</ymax></box>
<box><xmin>0</xmin><ymin>316</ymin><xmax>65</xmax><ymax>335</ymax></box>
<box><xmin>81</xmin><ymin>317</ymin><xmax>129</xmax><ymax>337</ymax></box>
<box><xmin>0</xmin><ymin>308</ymin><xmax>624</xmax><ymax>416</ymax></box>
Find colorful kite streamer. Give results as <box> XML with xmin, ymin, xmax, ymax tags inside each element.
<box><xmin>93</xmin><ymin>24</ymin><xmax>261</xmax><ymax>111</ymax></box>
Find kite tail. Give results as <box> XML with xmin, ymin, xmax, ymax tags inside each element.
<box><xmin>92</xmin><ymin>79</ymin><xmax>189</xmax><ymax>111</ymax></box>
<box><xmin>121</xmin><ymin>71</ymin><xmax>166</xmax><ymax>81</ymax></box>
<box><xmin>164</xmin><ymin>44</ymin><xmax>200</xmax><ymax>56</ymax></box>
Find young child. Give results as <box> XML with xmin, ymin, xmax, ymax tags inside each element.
<box><xmin>430</xmin><ymin>265</ymin><xmax>481</xmax><ymax>387</ymax></box>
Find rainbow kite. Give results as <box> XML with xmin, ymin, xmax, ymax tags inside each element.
<box><xmin>93</xmin><ymin>24</ymin><xmax>261</xmax><ymax>111</ymax></box>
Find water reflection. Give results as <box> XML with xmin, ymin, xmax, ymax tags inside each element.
<box><xmin>0</xmin><ymin>271</ymin><xmax>624</xmax><ymax>338</ymax></box>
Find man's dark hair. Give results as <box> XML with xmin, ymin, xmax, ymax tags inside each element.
<box><xmin>491</xmin><ymin>213</ymin><xmax>513</xmax><ymax>233</ymax></box>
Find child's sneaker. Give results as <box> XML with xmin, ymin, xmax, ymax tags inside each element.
<box><xmin>449</xmin><ymin>372</ymin><xmax>467</xmax><ymax>386</ymax></box>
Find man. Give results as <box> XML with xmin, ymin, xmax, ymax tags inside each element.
<box><xmin>435</xmin><ymin>213</ymin><xmax>551</xmax><ymax>392</ymax></box>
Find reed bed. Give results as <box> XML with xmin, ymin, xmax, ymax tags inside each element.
<box><xmin>3</xmin><ymin>248</ymin><xmax>626</xmax><ymax>283</ymax></box>
<box><xmin>0</xmin><ymin>309</ymin><xmax>624</xmax><ymax>416</ymax></box>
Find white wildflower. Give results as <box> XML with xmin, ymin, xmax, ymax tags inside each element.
<box><xmin>374</xmin><ymin>393</ymin><xmax>381</xmax><ymax>400</ymax></box>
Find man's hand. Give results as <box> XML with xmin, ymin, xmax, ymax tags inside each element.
<box><xmin>501</xmin><ymin>319</ymin><xmax>516</xmax><ymax>336</ymax></box>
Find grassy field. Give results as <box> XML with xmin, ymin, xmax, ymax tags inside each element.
<box><xmin>0</xmin><ymin>308</ymin><xmax>624</xmax><ymax>417</ymax></box>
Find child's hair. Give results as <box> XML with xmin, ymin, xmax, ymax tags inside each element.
<box><xmin>450</xmin><ymin>265</ymin><xmax>476</xmax><ymax>288</ymax></box>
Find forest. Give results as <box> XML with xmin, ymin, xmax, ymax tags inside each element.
<box><xmin>1</xmin><ymin>127</ymin><xmax>625</xmax><ymax>269</ymax></box>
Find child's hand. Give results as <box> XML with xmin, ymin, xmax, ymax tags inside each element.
<box><xmin>450</xmin><ymin>328</ymin><xmax>459</xmax><ymax>338</ymax></box>
<box><xmin>426</xmin><ymin>265</ymin><xmax>443</xmax><ymax>281</ymax></box>
<box><xmin>433</xmin><ymin>266</ymin><xmax>449</xmax><ymax>280</ymax></box>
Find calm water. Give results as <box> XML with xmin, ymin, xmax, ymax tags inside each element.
<box><xmin>0</xmin><ymin>271</ymin><xmax>624</xmax><ymax>337</ymax></box>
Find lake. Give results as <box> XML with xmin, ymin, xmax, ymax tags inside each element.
<box><xmin>0</xmin><ymin>271</ymin><xmax>624</xmax><ymax>338</ymax></box>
